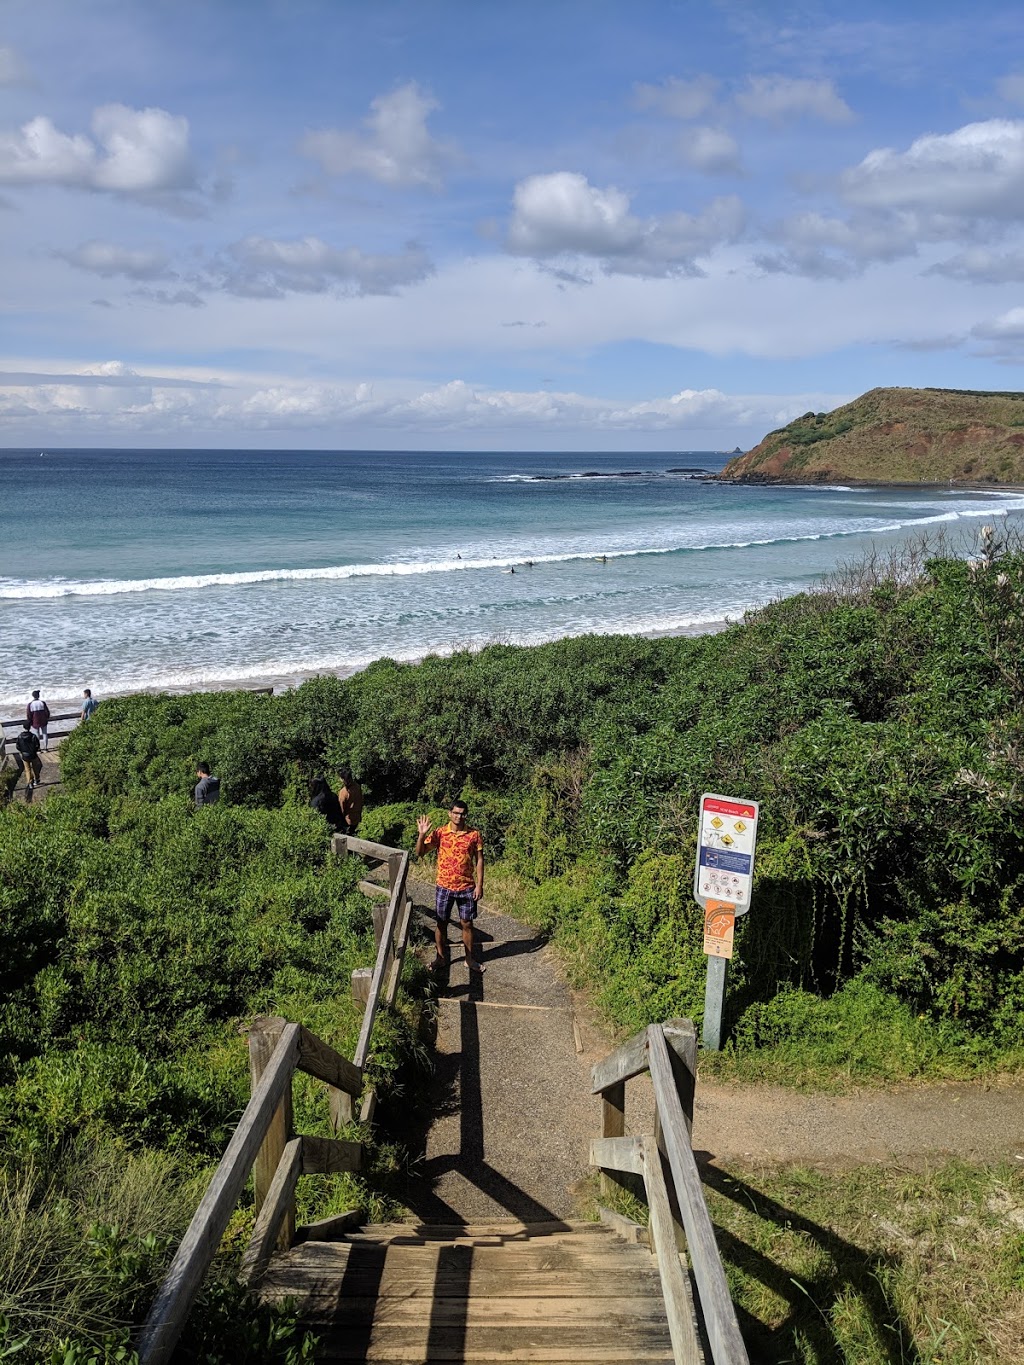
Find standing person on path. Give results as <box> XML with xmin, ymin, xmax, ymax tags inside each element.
<box><xmin>337</xmin><ymin>769</ymin><xmax>363</xmax><ymax>835</ymax></box>
<box><xmin>15</xmin><ymin>721</ymin><xmax>42</xmax><ymax>791</ymax></box>
<box><xmin>415</xmin><ymin>800</ymin><xmax>485</xmax><ymax>973</ymax></box>
<box><xmin>27</xmin><ymin>691</ymin><xmax>50</xmax><ymax>750</ymax></box>
<box><xmin>80</xmin><ymin>689</ymin><xmax>98</xmax><ymax>722</ymax></box>
<box><xmin>194</xmin><ymin>762</ymin><xmax>221</xmax><ymax>808</ymax></box>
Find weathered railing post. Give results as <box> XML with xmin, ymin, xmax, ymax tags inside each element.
<box><xmin>249</xmin><ymin>1017</ymin><xmax>295</xmax><ymax>1250</ymax></box>
<box><xmin>600</xmin><ymin>1079</ymin><xmax>627</xmax><ymax>1201</ymax></box>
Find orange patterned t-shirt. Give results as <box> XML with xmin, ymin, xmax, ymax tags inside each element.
<box><xmin>424</xmin><ymin>824</ymin><xmax>483</xmax><ymax>891</ymax></box>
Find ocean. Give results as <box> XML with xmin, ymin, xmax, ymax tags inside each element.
<box><xmin>2</xmin><ymin>447</ymin><xmax>1023</xmax><ymax>710</ymax></box>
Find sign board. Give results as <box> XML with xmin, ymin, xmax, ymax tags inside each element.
<box><xmin>694</xmin><ymin>792</ymin><xmax>759</xmax><ymax>915</ymax></box>
<box><xmin>703</xmin><ymin>900</ymin><xmax>735</xmax><ymax>959</ymax></box>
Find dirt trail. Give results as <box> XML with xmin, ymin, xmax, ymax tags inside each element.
<box><xmin>402</xmin><ymin>886</ymin><xmax>1024</xmax><ymax>1218</ymax></box>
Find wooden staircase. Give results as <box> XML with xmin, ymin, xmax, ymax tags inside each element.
<box><xmin>258</xmin><ymin>1220</ymin><xmax>678</xmax><ymax>1362</ymax></box>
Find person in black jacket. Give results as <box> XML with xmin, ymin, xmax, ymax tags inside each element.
<box><xmin>15</xmin><ymin>721</ymin><xmax>42</xmax><ymax>790</ymax></box>
<box><xmin>309</xmin><ymin>776</ymin><xmax>343</xmax><ymax>831</ymax></box>
<box><xmin>194</xmin><ymin>762</ymin><xmax>221</xmax><ymax>807</ymax></box>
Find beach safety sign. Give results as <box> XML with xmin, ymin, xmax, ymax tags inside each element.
<box><xmin>694</xmin><ymin>793</ymin><xmax>759</xmax><ymax>916</ymax></box>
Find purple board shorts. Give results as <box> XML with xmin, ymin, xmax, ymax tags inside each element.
<box><xmin>435</xmin><ymin>887</ymin><xmax>478</xmax><ymax>923</ymax></box>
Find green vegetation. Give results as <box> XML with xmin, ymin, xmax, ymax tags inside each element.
<box><xmin>6</xmin><ymin>528</ymin><xmax>1024</xmax><ymax>1357</ymax></box>
<box><xmin>723</xmin><ymin>385</ymin><xmax>1024</xmax><ymax>483</ymax></box>
<box><xmin>0</xmin><ymin>738</ymin><xmax>426</xmax><ymax>1358</ymax></box>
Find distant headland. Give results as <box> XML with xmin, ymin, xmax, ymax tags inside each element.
<box><xmin>719</xmin><ymin>386</ymin><xmax>1024</xmax><ymax>485</ymax></box>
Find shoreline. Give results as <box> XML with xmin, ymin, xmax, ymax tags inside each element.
<box><xmin>1</xmin><ymin>617</ymin><xmax>734</xmax><ymax>716</ymax></box>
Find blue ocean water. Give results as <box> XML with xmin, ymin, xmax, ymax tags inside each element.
<box><xmin>2</xmin><ymin>447</ymin><xmax>1023</xmax><ymax>709</ymax></box>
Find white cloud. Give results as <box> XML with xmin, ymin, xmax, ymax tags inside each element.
<box><xmin>0</xmin><ymin>104</ymin><xmax>195</xmax><ymax>196</ymax></box>
<box><xmin>299</xmin><ymin>83</ymin><xmax>455</xmax><ymax>189</ymax></box>
<box><xmin>735</xmin><ymin>75</ymin><xmax>854</xmax><ymax>123</ymax></box>
<box><xmin>217</xmin><ymin>235</ymin><xmax>433</xmax><ymax>298</ymax></box>
<box><xmin>0</xmin><ymin>360</ymin><xmax>848</xmax><ymax>441</ymax></box>
<box><xmin>841</xmin><ymin>119</ymin><xmax>1024</xmax><ymax>218</ymax></box>
<box><xmin>972</xmin><ymin>307</ymin><xmax>1024</xmax><ymax>342</ymax></box>
<box><xmin>929</xmin><ymin>247</ymin><xmax>1024</xmax><ymax>283</ymax></box>
<box><xmin>506</xmin><ymin>171</ymin><xmax>744</xmax><ymax>276</ymax></box>
<box><xmin>58</xmin><ymin>239</ymin><xmax>172</xmax><ymax>280</ymax></box>
<box><xmin>756</xmin><ymin>209</ymin><xmax>921</xmax><ymax>278</ymax></box>
<box><xmin>681</xmin><ymin>126</ymin><xmax>741</xmax><ymax>174</ymax></box>
<box><xmin>0</xmin><ymin>44</ymin><xmax>30</xmax><ymax>86</ymax></box>
<box><xmin>633</xmin><ymin>75</ymin><xmax>719</xmax><ymax>120</ymax></box>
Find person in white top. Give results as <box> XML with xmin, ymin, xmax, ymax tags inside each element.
<box><xmin>27</xmin><ymin>690</ymin><xmax>50</xmax><ymax>751</ymax></box>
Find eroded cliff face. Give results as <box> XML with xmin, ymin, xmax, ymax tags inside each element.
<box><xmin>722</xmin><ymin>387</ymin><xmax>1024</xmax><ymax>484</ymax></box>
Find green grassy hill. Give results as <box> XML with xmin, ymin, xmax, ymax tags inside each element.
<box><xmin>721</xmin><ymin>386</ymin><xmax>1024</xmax><ymax>484</ymax></box>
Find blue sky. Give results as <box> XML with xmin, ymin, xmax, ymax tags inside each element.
<box><xmin>3</xmin><ymin>0</ymin><xmax>1024</xmax><ymax>449</ymax></box>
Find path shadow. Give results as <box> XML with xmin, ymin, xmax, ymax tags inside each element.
<box><xmin>697</xmin><ymin>1161</ymin><xmax>923</xmax><ymax>1364</ymax></box>
<box><xmin>402</xmin><ymin>998</ymin><xmax>571</xmax><ymax>1229</ymax></box>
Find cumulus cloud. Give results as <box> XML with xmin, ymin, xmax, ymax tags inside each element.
<box><xmin>756</xmin><ymin>209</ymin><xmax>921</xmax><ymax>278</ymax></box>
<box><xmin>929</xmin><ymin>246</ymin><xmax>1024</xmax><ymax>283</ymax></box>
<box><xmin>972</xmin><ymin>307</ymin><xmax>1024</xmax><ymax>343</ymax></box>
<box><xmin>680</xmin><ymin>126</ymin><xmax>741</xmax><ymax>174</ymax></box>
<box><xmin>57</xmin><ymin>239</ymin><xmax>172</xmax><ymax>280</ymax></box>
<box><xmin>0</xmin><ymin>364</ymin><xmax>848</xmax><ymax>441</ymax></box>
<box><xmin>506</xmin><ymin>171</ymin><xmax>744</xmax><ymax>276</ymax></box>
<box><xmin>633</xmin><ymin>75</ymin><xmax>719</xmax><ymax>120</ymax></box>
<box><xmin>840</xmin><ymin>119</ymin><xmax>1024</xmax><ymax>218</ymax></box>
<box><xmin>216</xmin><ymin>235</ymin><xmax>433</xmax><ymax>298</ymax></box>
<box><xmin>299</xmin><ymin>83</ymin><xmax>455</xmax><ymax>189</ymax></box>
<box><xmin>735</xmin><ymin>75</ymin><xmax>854</xmax><ymax>123</ymax></box>
<box><xmin>0</xmin><ymin>103</ymin><xmax>195</xmax><ymax>197</ymax></box>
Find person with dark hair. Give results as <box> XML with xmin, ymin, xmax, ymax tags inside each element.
<box><xmin>80</xmin><ymin>688</ymin><xmax>98</xmax><ymax>722</ymax></box>
<box><xmin>415</xmin><ymin>799</ymin><xmax>485</xmax><ymax>974</ymax></box>
<box><xmin>15</xmin><ymin>721</ymin><xmax>42</xmax><ymax>791</ymax></box>
<box><xmin>27</xmin><ymin>690</ymin><xmax>50</xmax><ymax>750</ymax></box>
<box><xmin>337</xmin><ymin>769</ymin><xmax>363</xmax><ymax>835</ymax></box>
<box><xmin>194</xmin><ymin>762</ymin><xmax>221</xmax><ymax>808</ymax></box>
<box><xmin>309</xmin><ymin>775</ymin><xmax>344</xmax><ymax>831</ymax></box>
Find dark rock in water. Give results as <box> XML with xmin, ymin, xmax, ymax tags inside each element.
<box><xmin>666</xmin><ymin>467</ymin><xmax>709</xmax><ymax>475</ymax></box>
<box><xmin>581</xmin><ymin>470</ymin><xmax>645</xmax><ymax>477</ymax></box>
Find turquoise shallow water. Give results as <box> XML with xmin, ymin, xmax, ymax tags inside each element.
<box><xmin>2</xmin><ymin>447</ymin><xmax>1023</xmax><ymax>708</ymax></box>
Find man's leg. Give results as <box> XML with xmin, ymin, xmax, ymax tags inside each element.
<box><xmin>461</xmin><ymin>900</ymin><xmax>485</xmax><ymax>972</ymax></box>
<box><xmin>433</xmin><ymin>888</ymin><xmax>452</xmax><ymax>966</ymax></box>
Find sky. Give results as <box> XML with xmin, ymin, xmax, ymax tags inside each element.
<box><xmin>3</xmin><ymin>0</ymin><xmax>1024</xmax><ymax>451</ymax></box>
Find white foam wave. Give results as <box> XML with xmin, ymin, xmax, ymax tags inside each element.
<box><xmin>5</xmin><ymin>498</ymin><xmax>1023</xmax><ymax>601</ymax></box>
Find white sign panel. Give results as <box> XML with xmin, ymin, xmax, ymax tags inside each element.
<box><xmin>694</xmin><ymin>792</ymin><xmax>760</xmax><ymax>915</ymax></box>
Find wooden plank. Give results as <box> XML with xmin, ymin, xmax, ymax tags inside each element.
<box><xmin>301</xmin><ymin>1134</ymin><xmax>362</xmax><ymax>1174</ymax></box>
<box><xmin>358</xmin><ymin>878</ymin><xmax>390</xmax><ymax>899</ymax></box>
<box><xmin>310</xmin><ymin>1325</ymin><xmax>675</xmax><ymax>1360</ymax></box>
<box><xmin>601</xmin><ymin>1078</ymin><xmax>627</xmax><ymax>1200</ymax></box>
<box><xmin>294</xmin><ymin>1208</ymin><xmax>362</xmax><ymax>1243</ymax></box>
<box><xmin>647</xmin><ymin>1025</ymin><xmax>749</xmax><ymax>1365</ymax></box>
<box><xmin>331</xmin><ymin>833</ymin><xmax>348</xmax><ymax>859</ymax></box>
<box><xmin>296</xmin><ymin>1023</ymin><xmax>362</xmax><ymax>1097</ymax></box>
<box><xmin>239</xmin><ymin>1137</ymin><xmax>302</xmax><ymax>1285</ymax></box>
<box><xmin>260</xmin><ymin>1271</ymin><xmax>664</xmax><ymax>1302</ymax></box>
<box><xmin>135</xmin><ymin>1021</ymin><xmax>301</xmax><ymax>1365</ymax></box>
<box><xmin>313</xmin><ymin>1296</ymin><xmax>671</xmax><ymax>1326</ymax></box>
<box><xmin>384</xmin><ymin>898</ymin><xmax>414</xmax><ymax>1005</ymax></box>
<box><xmin>345</xmin><ymin>835</ymin><xmax>406</xmax><ymax>863</ymax></box>
<box><xmin>598</xmin><ymin>1205</ymin><xmax>649</xmax><ymax>1245</ymax></box>
<box><xmin>590</xmin><ymin>1136</ymin><xmax>644</xmax><ymax>1176</ymax></box>
<box><xmin>592</xmin><ymin>1026</ymin><xmax>649</xmax><ymax>1095</ymax></box>
<box><xmin>351</xmin><ymin>966</ymin><xmax>373</xmax><ymax>1004</ymax></box>
<box><xmin>248</xmin><ymin>1018</ymin><xmax>294</xmax><ymax>1250</ymax></box>
<box><xmin>641</xmin><ymin>1136</ymin><xmax>701</xmax><ymax>1365</ymax></box>
<box><xmin>352</xmin><ymin>851</ymin><xmax>409</xmax><ymax>1070</ymax></box>
<box><xmin>662</xmin><ymin>1019</ymin><xmax>697</xmax><ymax>1141</ymax></box>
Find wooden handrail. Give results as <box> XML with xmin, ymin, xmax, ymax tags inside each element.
<box><xmin>137</xmin><ymin>831</ymin><xmax>416</xmax><ymax>1365</ymax></box>
<box><xmin>590</xmin><ymin>1018</ymin><xmax>750</xmax><ymax>1365</ymax></box>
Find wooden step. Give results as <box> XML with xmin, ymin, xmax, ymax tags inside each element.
<box><xmin>311</xmin><ymin>1324</ymin><xmax>674</xmax><ymax>1361</ymax></box>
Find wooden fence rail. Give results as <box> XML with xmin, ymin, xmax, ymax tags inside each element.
<box><xmin>135</xmin><ymin>838</ymin><xmax>412</xmax><ymax>1365</ymax></box>
<box><xmin>590</xmin><ymin>1019</ymin><xmax>749</xmax><ymax>1365</ymax></box>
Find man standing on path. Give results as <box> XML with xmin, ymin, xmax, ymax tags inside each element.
<box><xmin>194</xmin><ymin>762</ymin><xmax>221</xmax><ymax>808</ymax></box>
<box><xmin>27</xmin><ymin>691</ymin><xmax>50</xmax><ymax>750</ymax></box>
<box><xmin>15</xmin><ymin>721</ymin><xmax>42</xmax><ymax>791</ymax></box>
<box><xmin>416</xmin><ymin>800</ymin><xmax>485</xmax><ymax>974</ymax></box>
<box><xmin>80</xmin><ymin>689</ymin><xmax>98</xmax><ymax>722</ymax></box>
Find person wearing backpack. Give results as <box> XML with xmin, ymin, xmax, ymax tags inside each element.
<box><xmin>27</xmin><ymin>690</ymin><xmax>50</xmax><ymax>750</ymax></box>
<box><xmin>15</xmin><ymin>721</ymin><xmax>42</xmax><ymax>790</ymax></box>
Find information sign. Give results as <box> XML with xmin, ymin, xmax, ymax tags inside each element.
<box><xmin>703</xmin><ymin>900</ymin><xmax>735</xmax><ymax>959</ymax></box>
<box><xmin>694</xmin><ymin>793</ymin><xmax>759</xmax><ymax>916</ymax></box>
